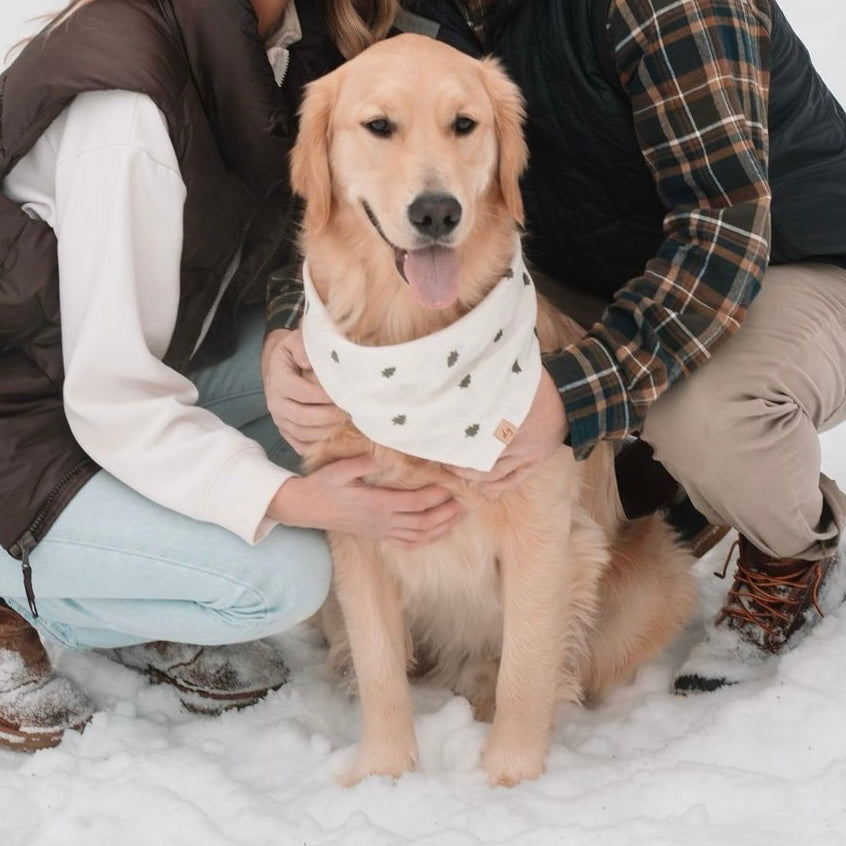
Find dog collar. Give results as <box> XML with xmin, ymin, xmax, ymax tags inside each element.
<box><xmin>301</xmin><ymin>236</ymin><xmax>542</xmax><ymax>471</ymax></box>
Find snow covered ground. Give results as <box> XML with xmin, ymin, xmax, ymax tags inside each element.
<box><xmin>2</xmin><ymin>3</ymin><xmax>846</xmax><ymax>845</ymax></box>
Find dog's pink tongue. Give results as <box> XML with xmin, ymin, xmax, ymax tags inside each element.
<box><xmin>403</xmin><ymin>246</ymin><xmax>460</xmax><ymax>309</ymax></box>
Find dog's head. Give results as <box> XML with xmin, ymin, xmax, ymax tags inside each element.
<box><xmin>290</xmin><ymin>33</ymin><xmax>528</xmax><ymax>311</ymax></box>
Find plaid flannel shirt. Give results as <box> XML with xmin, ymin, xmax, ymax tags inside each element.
<box><xmin>266</xmin><ymin>0</ymin><xmax>774</xmax><ymax>456</ymax></box>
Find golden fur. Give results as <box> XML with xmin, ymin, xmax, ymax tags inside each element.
<box><xmin>290</xmin><ymin>33</ymin><xmax>697</xmax><ymax>786</ymax></box>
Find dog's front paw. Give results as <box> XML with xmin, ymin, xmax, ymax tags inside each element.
<box><xmin>480</xmin><ymin>739</ymin><xmax>546</xmax><ymax>787</ymax></box>
<box><xmin>341</xmin><ymin>740</ymin><xmax>420</xmax><ymax>786</ymax></box>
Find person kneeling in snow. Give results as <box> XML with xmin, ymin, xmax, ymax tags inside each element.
<box><xmin>362</xmin><ymin>0</ymin><xmax>846</xmax><ymax>691</ymax></box>
<box><xmin>0</xmin><ymin>0</ymin><xmax>461</xmax><ymax>750</ymax></box>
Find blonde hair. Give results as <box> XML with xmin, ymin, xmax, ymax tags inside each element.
<box><xmin>327</xmin><ymin>0</ymin><xmax>399</xmax><ymax>59</ymax></box>
<box><xmin>3</xmin><ymin>0</ymin><xmax>92</xmax><ymax>60</ymax></box>
<box><xmin>22</xmin><ymin>0</ymin><xmax>398</xmax><ymax>59</ymax></box>
<box><xmin>49</xmin><ymin>0</ymin><xmax>99</xmax><ymax>28</ymax></box>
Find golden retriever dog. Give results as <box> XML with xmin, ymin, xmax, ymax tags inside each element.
<box><xmin>290</xmin><ymin>33</ymin><xmax>697</xmax><ymax>787</ymax></box>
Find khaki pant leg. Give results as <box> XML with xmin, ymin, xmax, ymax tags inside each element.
<box><xmin>642</xmin><ymin>262</ymin><xmax>846</xmax><ymax>560</ymax></box>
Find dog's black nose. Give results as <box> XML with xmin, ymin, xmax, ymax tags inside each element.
<box><xmin>408</xmin><ymin>193</ymin><xmax>462</xmax><ymax>239</ymax></box>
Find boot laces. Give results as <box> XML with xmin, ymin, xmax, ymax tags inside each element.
<box><xmin>714</xmin><ymin>540</ymin><xmax>825</xmax><ymax>640</ymax></box>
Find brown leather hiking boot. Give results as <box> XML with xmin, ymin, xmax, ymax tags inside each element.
<box><xmin>0</xmin><ymin>601</ymin><xmax>94</xmax><ymax>751</ymax></box>
<box><xmin>675</xmin><ymin>536</ymin><xmax>846</xmax><ymax>693</ymax></box>
<box><xmin>103</xmin><ymin>640</ymin><xmax>290</xmax><ymax>714</ymax></box>
<box><xmin>716</xmin><ymin>537</ymin><xmax>836</xmax><ymax>652</ymax></box>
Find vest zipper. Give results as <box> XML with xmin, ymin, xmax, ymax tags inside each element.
<box><xmin>8</xmin><ymin>460</ymin><xmax>93</xmax><ymax>618</ymax></box>
<box><xmin>273</xmin><ymin>47</ymin><xmax>291</xmax><ymax>89</ymax></box>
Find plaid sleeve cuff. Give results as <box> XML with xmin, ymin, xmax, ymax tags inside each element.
<box><xmin>543</xmin><ymin>339</ymin><xmax>640</xmax><ymax>458</ymax></box>
<box><xmin>265</xmin><ymin>263</ymin><xmax>305</xmax><ymax>333</ymax></box>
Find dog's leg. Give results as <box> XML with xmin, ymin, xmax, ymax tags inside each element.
<box><xmin>481</xmin><ymin>527</ymin><xmax>566</xmax><ymax>784</ymax></box>
<box><xmin>481</xmin><ymin>458</ymin><xmax>609</xmax><ymax>786</ymax></box>
<box><xmin>479</xmin><ymin>488</ymin><xmax>596</xmax><ymax>786</ymax></box>
<box><xmin>316</xmin><ymin>590</ymin><xmax>356</xmax><ymax>690</ymax></box>
<box><xmin>330</xmin><ymin>533</ymin><xmax>419</xmax><ymax>784</ymax></box>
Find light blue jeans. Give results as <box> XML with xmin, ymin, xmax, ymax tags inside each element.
<box><xmin>0</xmin><ymin>308</ymin><xmax>333</xmax><ymax>650</ymax></box>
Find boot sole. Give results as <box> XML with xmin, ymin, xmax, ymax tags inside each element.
<box><xmin>0</xmin><ymin>715</ymin><xmax>89</xmax><ymax>752</ymax></box>
<box><xmin>142</xmin><ymin>666</ymin><xmax>288</xmax><ymax>714</ymax></box>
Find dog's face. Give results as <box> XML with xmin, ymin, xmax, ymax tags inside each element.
<box><xmin>291</xmin><ymin>34</ymin><xmax>527</xmax><ymax>310</ymax></box>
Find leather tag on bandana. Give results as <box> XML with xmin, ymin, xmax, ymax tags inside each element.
<box><xmin>495</xmin><ymin>419</ymin><xmax>517</xmax><ymax>445</ymax></box>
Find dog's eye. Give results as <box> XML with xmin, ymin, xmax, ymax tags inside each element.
<box><xmin>363</xmin><ymin>118</ymin><xmax>395</xmax><ymax>137</ymax></box>
<box><xmin>453</xmin><ymin>115</ymin><xmax>477</xmax><ymax>136</ymax></box>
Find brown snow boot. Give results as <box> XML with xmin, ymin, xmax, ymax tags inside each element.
<box><xmin>103</xmin><ymin>640</ymin><xmax>290</xmax><ymax>714</ymax></box>
<box><xmin>0</xmin><ymin>600</ymin><xmax>94</xmax><ymax>751</ymax></box>
<box><xmin>674</xmin><ymin>537</ymin><xmax>846</xmax><ymax>693</ymax></box>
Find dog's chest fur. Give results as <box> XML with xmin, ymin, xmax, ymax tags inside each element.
<box><xmin>383</xmin><ymin>507</ymin><xmax>506</xmax><ymax>676</ymax></box>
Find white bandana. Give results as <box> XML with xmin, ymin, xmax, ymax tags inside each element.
<box><xmin>302</xmin><ymin>239</ymin><xmax>542</xmax><ymax>471</ymax></box>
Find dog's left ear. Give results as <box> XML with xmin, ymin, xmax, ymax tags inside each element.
<box><xmin>478</xmin><ymin>57</ymin><xmax>528</xmax><ymax>226</ymax></box>
<box><xmin>290</xmin><ymin>75</ymin><xmax>335</xmax><ymax>233</ymax></box>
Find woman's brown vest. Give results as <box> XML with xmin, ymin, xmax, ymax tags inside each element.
<box><xmin>0</xmin><ymin>0</ymin><xmax>336</xmax><ymax>605</ymax></box>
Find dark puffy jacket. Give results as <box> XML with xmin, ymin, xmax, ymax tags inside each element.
<box><xmin>0</xmin><ymin>0</ymin><xmax>339</xmax><ymax>601</ymax></box>
<box><xmin>401</xmin><ymin>0</ymin><xmax>846</xmax><ymax>298</ymax></box>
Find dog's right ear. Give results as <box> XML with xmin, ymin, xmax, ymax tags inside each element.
<box><xmin>290</xmin><ymin>77</ymin><xmax>335</xmax><ymax>233</ymax></box>
<box><xmin>478</xmin><ymin>57</ymin><xmax>528</xmax><ymax>226</ymax></box>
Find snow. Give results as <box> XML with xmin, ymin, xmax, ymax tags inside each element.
<box><xmin>2</xmin><ymin>3</ymin><xmax>846</xmax><ymax>845</ymax></box>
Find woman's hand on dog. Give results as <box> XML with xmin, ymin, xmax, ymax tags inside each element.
<box><xmin>446</xmin><ymin>369</ymin><xmax>569</xmax><ymax>494</ymax></box>
<box><xmin>269</xmin><ymin>455</ymin><xmax>463</xmax><ymax>546</ymax></box>
<box><xmin>263</xmin><ymin>328</ymin><xmax>462</xmax><ymax>545</ymax></box>
<box><xmin>262</xmin><ymin>327</ymin><xmax>347</xmax><ymax>453</ymax></box>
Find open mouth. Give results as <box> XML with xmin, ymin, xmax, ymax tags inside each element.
<box><xmin>362</xmin><ymin>201</ymin><xmax>461</xmax><ymax>310</ymax></box>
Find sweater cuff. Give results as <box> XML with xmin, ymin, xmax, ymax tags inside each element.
<box><xmin>201</xmin><ymin>445</ymin><xmax>296</xmax><ymax>544</ymax></box>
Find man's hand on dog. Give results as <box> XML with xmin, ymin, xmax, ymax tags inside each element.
<box><xmin>445</xmin><ymin>369</ymin><xmax>569</xmax><ymax>494</ymax></box>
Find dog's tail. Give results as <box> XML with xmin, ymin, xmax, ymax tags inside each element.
<box><xmin>574</xmin><ymin>442</ymin><xmax>697</xmax><ymax>700</ymax></box>
<box><xmin>578</xmin><ymin>512</ymin><xmax>698</xmax><ymax>700</ymax></box>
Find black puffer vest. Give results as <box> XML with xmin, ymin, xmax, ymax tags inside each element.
<box><xmin>0</xmin><ymin>0</ymin><xmax>339</xmax><ymax>596</ymax></box>
<box><xmin>401</xmin><ymin>0</ymin><xmax>846</xmax><ymax>295</ymax></box>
